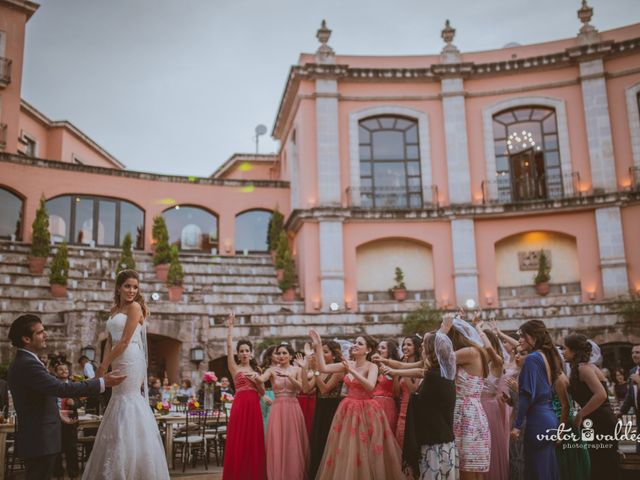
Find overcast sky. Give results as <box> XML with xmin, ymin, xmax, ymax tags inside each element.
<box><xmin>21</xmin><ymin>0</ymin><xmax>640</xmax><ymax>177</ymax></box>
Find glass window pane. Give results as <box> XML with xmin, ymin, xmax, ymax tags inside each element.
<box><xmin>543</xmin><ymin>134</ymin><xmax>558</xmax><ymax>150</ymax></box>
<box><xmin>359</xmin><ymin>145</ymin><xmax>371</xmax><ymax>161</ymax></box>
<box><xmin>360</xmin><ymin>161</ymin><xmax>372</xmax><ymax>176</ymax></box>
<box><xmin>405</xmin><ymin>125</ymin><xmax>418</xmax><ymax>143</ymax></box>
<box><xmin>360</xmin><ymin>177</ymin><xmax>373</xmax><ymax>188</ymax></box>
<box><xmin>406</xmin><ymin>145</ymin><xmax>419</xmax><ymax>160</ymax></box>
<box><xmin>0</xmin><ymin>189</ymin><xmax>22</xmax><ymax>239</ymax></box>
<box><xmin>514</xmin><ymin>109</ymin><xmax>531</xmax><ymax>121</ymax></box>
<box><xmin>409</xmin><ymin>194</ymin><xmax>423</xmax><ymax>208</ymax></box>
<box><xmin>358</xmin><ymin>126</ymin><xmax>370</xmax><ymax>144</ymax></box>
<box><xmin>407</xmin><ymin>161</ymin><xmax>421</xmax><ymax>176</ymax></box>
<box><xmin>395</xmin><ymin>118</ymin><xmax>412</xmax><ymax>130</ymax></box>
<box><xmin>372</xmin><ymin>131</ymin><xmax>405</xmax><ymax>160</ymax></box>
<box><xmin>97</xmin><ymin>201</ymin><xmax>116</xmax><ymax>246</ymax></box>
<box><xmin>46</xmin><ymin>196</ymin><xmax>71</xmax><ymax>243</ymax></box>
<box><xmin>545</xmin><ymin>151</ymin><xmax>560</xmax><ymax>167</ymax></box>
<box><xmin>542</xmin><ymin>114</ymin><xmax>557</xmax><ymax>133</ymax></box>
<box><xmin>494</xmin><ymin>111</ymin><xmax>515</xmax><ymax>124</ymax></box>
<box><xmin>373</xmin><ymin>162</ymin><xmax>406</xmax><ymax>187</ymax></box>
<box><xmin>492</xmin><ymin>121</ymin><xmax>507</xmax><ymax>139</ymax></box>
<box><xmin>120</xmin><ymin>202</ymin><xmax>144</xmax><ymax>249</ymax></box>
<box><xmin>530</xmin><ymin>108</ymin><xmax>550</xmax><ymax>121</ymax></box>
<box><xmin>496</xmin><ymin>156</ymin><xmax>509</xmax><ymax>171</ymax></box>
<box><xmin>360</xmin><ymin>119</ymin><xmax>379</xmax><ymax>130</ymax></box>
<box><xmin>494</xmin><ymin>140</ymin><xmax>508</xmax><ymax>156</ymax></box>
<box><xmin>163</xmin><ymin>206</ymin><xmax>218</xmax><ymax>251</ymax></box>
<box><xmin>74</xmin><ymin>198</ymin><xmax>94</xmax><ymax>245</ymax></box>
<box><xmin>408</xmin><ymin>177</ymin><xmax>421</xmax><ymax>188</ymax></box>
<box><xmin>379</xmin><ymin>118</ymin><xmax>396</xmax><ymax>129</ymax></box>
<box><xmin>235</xmin><ymin>210</ymin><xmax>271</xmax><ymax>253</ymax></box>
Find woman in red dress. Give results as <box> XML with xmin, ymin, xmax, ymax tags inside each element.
<box><xmin>395</xmin><ymin>336</ymin><xmax>421</xmax><ymax>448</ymax></box>
<box><xmin>372</xmin><ymin>339</ymin><xmax>400</xmax><ymax>432</ymax></box>
<box><xmin>222</xmin><ymin>314</ymin><xmax>266</xmax><ymax>480</ymax></box>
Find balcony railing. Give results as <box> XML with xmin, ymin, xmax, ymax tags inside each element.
<box><xmin>481</xmin><ymin>171</ymin><xmax>580</xmax><ymax>204</ymax></box>
<box><xmin>0</xmin><ymin>123</ymin><xmax>7</xmax><ymax>151</ymax></box>
<box><xmin>0</xmin><ymin>57</ymin><xmax>11</xmax><ymax>88</ymax></box>
<box><xmin>346</xmin><ymin>185</ymin><xmax>439</xmax><ymax>209</ymax></box>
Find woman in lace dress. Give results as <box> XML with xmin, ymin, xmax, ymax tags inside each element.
<box><xmin>83</xmin><ymin>269</ymin><xmax>169</xmax><ymax>480</ymax></box>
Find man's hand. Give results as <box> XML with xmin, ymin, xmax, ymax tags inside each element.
<box><xmin>60</xmin><ymin>410</ymin><xmax>78</xmax><ymax>425</ymax></box>
<box><xmin>103</xmin><ymin>370</ymin><xmax>127</xmax><ymax>388</ymax></box>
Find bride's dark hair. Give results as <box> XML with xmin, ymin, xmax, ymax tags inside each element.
<box><xmin>113</xmin><ymin>269</ymin><xmax>149</xmax><ymax>318</ymax></box>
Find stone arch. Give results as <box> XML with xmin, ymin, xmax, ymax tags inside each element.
<box><xmin>349</xmin><ymin>106</ymin><xmax>432</xmax><ymax>205</ymax></box>
<box><xmin>355</xmin><ymin>237</ymin><xmax>434</xmax><ymax>300</ymax></box>
<box><xmin>482</xmin><ymin>96</ymin><xmax>573</xmax><ymax>200</ymax></box>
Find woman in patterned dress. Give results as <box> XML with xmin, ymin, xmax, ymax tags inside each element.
<box><xmin>372</xmin><ymin>339</ymin><xmax>400</xmax><ymax>433</ymax></box>
<box><xmin>445</xmin><ymin>314</ymin><xmax>491</xmax><ymax>480</ymax></box>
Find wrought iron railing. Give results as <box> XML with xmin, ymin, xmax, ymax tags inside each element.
<box><xmin>630</xmin><ymin>166</ymin><xmax>640</xmax><ymax>189</ymax></box>
<box><xmin>0</xmin><ymin>57</ymin><xmax>11</xmax><ymax>86</ymax></box>
<box><xmin>481</xmin><ymin>171</ymin><xmax>579</xmax><ymax>204</ymax></box>
<box><xmin>346</xmin><ymin>185</ymin><xmax>439</xmax><ymax>209</ymax></box>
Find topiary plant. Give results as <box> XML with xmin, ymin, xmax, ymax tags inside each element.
<box><xmin>393</xmin><ymin>266</ymin><xmax>407</xmax><ymax>290</ymax></box>
<box><xmin>267</xmin><ymin>207</ymin><xmax>285</xmax><ymax>253</ymax></box>
<box><xmin>117</xmin><ymin>233</ymin><xmax>136</xmax><ymax>272</ymax></box>
<box><xmin>167</xmin><ymin>245</ymin><xmax>184</xmax><ymax>287</ymax></box>
<box><xmin>534</xmin><ymin>250</ymin><xmax>551</xmax><ymax>284</ymax></box>
<box><xmin>49</xmin><ymin>243</ymin><xmax>69</xmax><ymax>286</ymax></box>
<box><xmin>278</xmin><ymin>249</ymin><xmax>296</xmax><ymax>291</ymax></box>
<box><xmin>275</xmin><ymin>231</ymin><xmax>289</xmax><ymax>269</ymax></box>
<box><xmin>31</xmin><ymin>195</ymin><xmax>51</xmax><ymax>258</ymax></box>
<box><xmin>152</xmin><ymin>216</ymin><xmax>172</xmax><ymax>266</ymax></box>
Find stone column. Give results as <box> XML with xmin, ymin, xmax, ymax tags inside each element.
<box><xmin>315</xmin><ymin>78</ymin><xmax>341</xmax><ymax>205</ymax></box>
<box><xmin>451</xmin><ymin>218</ymin><xmax>479</xmax><ymax>305</ymax></box>
<box><xmin>595</xmin><ymin>207</ymin><xmax>629</xmax><ymax>297</ymax></box>
<box><xmin>318</xmin><ymin>219</ymin><xmax>345</xmax><ymax>310</ymax></box>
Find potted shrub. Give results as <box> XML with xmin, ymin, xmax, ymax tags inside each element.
<box><xmin>534</xmin><ymin>249</ymin><xmax>551</xmax><ymax>296</ymax></box>
<box><xmin>49</xmin><ymin>243</ymin><xmax>69</xmax><ymax>298</ymax></box>
<box><xmin>167</xmin><ymin>245</ymin><xmax>184</xmax><ymax>302</ymax></box>
<box><xmin>278</xmin><ymin>250</ymin><xmax>296</xmax><ymax>301</ymax></box>
<box><xmin>29</xmin><ymin>196</ymin><xmax>50</xmax><ymax>274</ymax></box>
<box><xmin>152</xmin><ymin>216</ymin><xmax>172</xmax><ymax>281</ymax></box>
<box><xmin>274</xmin><ymin>231</ymin><xmax>288</xmax><ymax>282</ymax></box>
<box><xmin>267</xmin><ymin>207</ymin><xmax>284</xmax><ymax>263</ymax></box>
<box><xmin>391</xmin><ymin>266</ymin><xmax>407</xmax><ymax>301</ymax></box>
<box><xmin>117</xmin><ymin>232</ymin><xmax>136</xmax><ymax>273</ymax></box>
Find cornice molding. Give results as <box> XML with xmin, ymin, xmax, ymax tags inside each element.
<box><xmin>0</xmin><ymin>0</ymin><xmax>39</xmax><ymax>19</ymax></box>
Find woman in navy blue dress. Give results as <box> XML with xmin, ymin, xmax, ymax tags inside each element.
<box><xmin>511</xmin><ymin>320</ymin><xmax>561</xmax><ymax>480</ymax></box>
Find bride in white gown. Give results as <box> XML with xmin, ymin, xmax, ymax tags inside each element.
<box><xmin>82</xmin><ymin>269</ymin><xmax>170</xmax><ymax>479</ymax></box>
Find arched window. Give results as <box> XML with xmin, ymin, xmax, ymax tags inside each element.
<box><xmin>358</xmin><ymin>116</ymin><xmax>422</xmax><ymax>208</ymax></box>
<box><xmin>0</xmin><ymin>187</ymin><xmax>23</xmax><ymax>240</ymax></box>
<box><xmin>45</xmin><ymin>195</ymin><xmax>144</xmax><ymax>248</ymax></box>
<box><xmin>162</xmin><ymin>206</ymin><xmax>218</xmax><ymax>251</ymax></box>
<box><xmin>492</xmin><ymin>107</ymin><xmax>562</xmax><ymax>202</ymax></box>
<box><xmin>235</xmin><ymin>210</ymin><xmax>272</xmax><ymax>253</ymax></box>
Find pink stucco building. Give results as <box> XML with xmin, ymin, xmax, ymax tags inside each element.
<box><xmin>1</xmin><ymin>0</ymin><xmax>639</xmax><ymax>378</ymax></box>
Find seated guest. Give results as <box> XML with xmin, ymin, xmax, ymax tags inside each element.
<box><xmin>53</xmin><ymin>363</ymin><xmax>80</xmax><ymax>480</ymax></box>
<box><xmin>613</xmin><ymin>368</ymin><xmax>628</xmax><ymax>404</ymax></box>
<box><xmin>148</xmin><ymin>377</ymin><xmax>162</xmax><ymax>407</ymax></box>
<box><xmin>177</xmin><ymin>379</ymin><xmax>194</xmax><ymax>403</ymax></box>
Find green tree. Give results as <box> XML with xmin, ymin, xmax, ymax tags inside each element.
<box><xmin>534</xmin><ymin>250</ymin><xmax>551</xmax><ymax>284</ymax></box>
<box><xmin>117</xmin><ymin>233</ymin><xmax>136</xmax><ymax>272</ymax></box>
<box><xmin>167</xmin><ymin>245</ymin><xmax>184</xmax><ymax>286</ymax></box>
<box><xmin>31</xmin><ymin>195</ymin><xmax>51</xmax><ymax>258</ymax></box>
<box><xmin>278</xmin><ymin>249</ymin><xmax>296</xmax><ymax>291</ymax></box>
<box><xmin>152</xmin><ymin>216</ymin><xmax>172</xmax><ymax>265</ymax></box>
<box><xmin>401</xmin><ymin>303</ymin><xmax>442</xmax><ymax>336</ymax></box>
<box><xmin>267</xmin><ymin>207</ymin><xmax>285</xmax><ymax>252</ymax></box>
<box><xmin>275</xmin><ymin>231</ymin><xmax>289</xmax><ymax>269</ymax></box>
<box><xmin>49</xmin><ymin>243</ymin><xmax>69</xmax><ymax>286</ymax></box>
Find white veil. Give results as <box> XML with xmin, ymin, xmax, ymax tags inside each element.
<box><xmin>434</xmin><ymin>332</ymin><xmax>457</xmax><ymax>380</ymax></box>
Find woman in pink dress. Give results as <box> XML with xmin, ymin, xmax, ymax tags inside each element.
<box><xmin>258</xmin><ymin>343</ymin><xmax>309</xmax><ymax>480</ymax></box>
<box><xmin>222</xmin><ymin>314</ymin><xmax>266</xmax><ymax>480</ymax></box>
<box><xmin>297</xmin><ymin>353</ymin><xmax>317</xmax><ymax>437</ymax></box>
<box><xmin>476</xmin><ymin>322</ymin><xmax>509</xmax><ymax>480</ymax></box>
<box><xmin>372</xmin><ymin>339</ymin><xmax>400</xmax><ymax>433</ymax></box>
<box><xmin>309</xmin><ymin>329</ymin><xmax>404</xmax><ymax>480</ymax></box>
<box><xmin>395</xmin><ymin>336</ymin><xmax>421</xmax><ymax>448</ymax></box>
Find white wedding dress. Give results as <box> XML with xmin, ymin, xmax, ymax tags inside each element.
<box><xmin>82</xmin><ymin>313</ymin><xmax>170</xmax><ymax>479</ymax></box>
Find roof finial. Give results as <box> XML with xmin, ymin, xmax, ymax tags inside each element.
<box><xmin>316</xmin><ymin>20</ymin><xmax>335</xmax><ymax>64</ymax></box>
<box><xmin>577</xmin><ymin>0</ymin><xmax>599</xmax><ymax>45</ymax></box>
<box><xmin>440</xmin><ymin>19</ymin><xmax>460</xmax><ymax>64</ymax></box>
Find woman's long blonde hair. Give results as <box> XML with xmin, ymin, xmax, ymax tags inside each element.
<box><xmin>112</xmin><ymin>269</ymin><xmax>149</xmax><ymax>318</ymax></box>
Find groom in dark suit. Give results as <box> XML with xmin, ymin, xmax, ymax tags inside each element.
<box><xmin>7</xmin><ymin>314</ymin><xmax>126</xmax><ymax>480</ymax></box>
<box><xmin>619</xmin><ymin>343</ymin><xmax>640</xmax><ymax>453</ymax></box>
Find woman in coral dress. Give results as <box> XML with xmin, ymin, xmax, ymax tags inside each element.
<box><xmin>309</xmin><ymin>329</ymin><xmax>404</xmax><ymax>480</ymax></box>
<box><xmin>372</xmin><ymin>339</ymin><xmax>400</xmax><ymax>433</ymax></box>
<box><xmin>222</xmin><ymin>314</ymin><xmax>266</xmax><ymax>480</ymax></box>
<box><xmin>395</xmin><ymin>336</ymin><xmax>421</xmax><ymax>448</ymax></box>
<box><xmin>258</xmin><ymin>343</ymin><xmax>309</xmax><ymax>480</ymax></box>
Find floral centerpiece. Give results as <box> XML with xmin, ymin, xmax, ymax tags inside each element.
<box><xmin>187</xmin><ymin>398</ymin><xmax>200</xmax><ymax>410</ymax></box>
<box><xmin>220</xmin><ymin>392</ymin><xmax>234</xmax><ymax>404</ymax></box>
<box><xmin>202</xmin><ymin>371</ymin><xmax>218</xmax><ymax>410</ymax></box>
<box><xmin>155</xmin><ymin>401</ymin><xmax>171</xmax><ymax>414</ymax></box>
